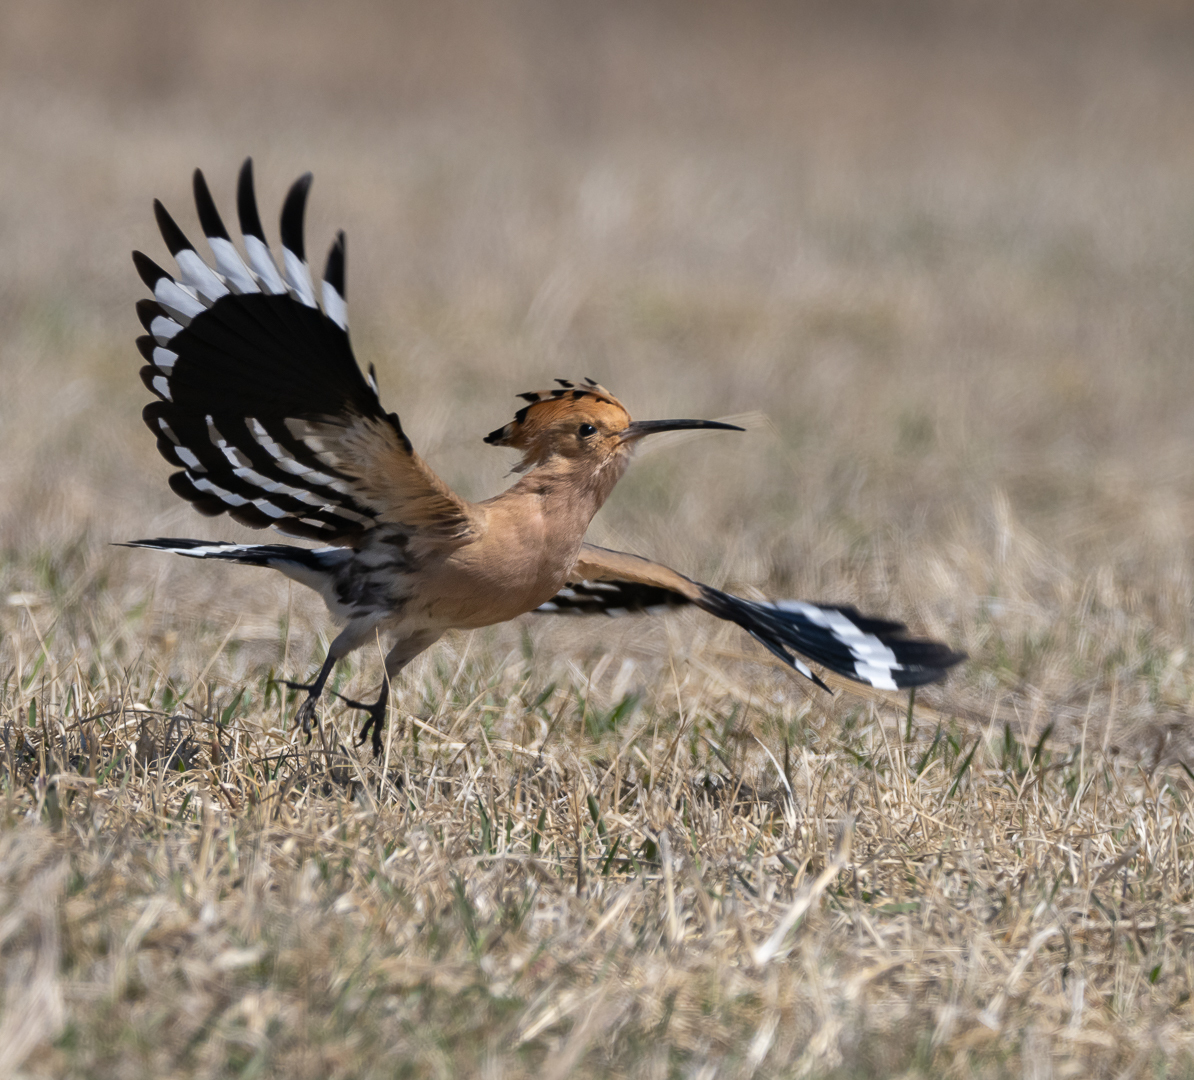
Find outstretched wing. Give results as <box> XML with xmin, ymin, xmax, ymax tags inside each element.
<box><xmin>540</xmin><ymin>543</ymin><xmax>965</xmax><ymax>691</ymax></box>
<box><xmin>134</xmin><ymin>159</ymin><xmax>476</xmax><ymax>547</ymax></box>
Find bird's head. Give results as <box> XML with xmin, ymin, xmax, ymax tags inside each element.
<box><xmin>483</xmin><ymin>379</ymin><xmax>742</xmax><ymax>475</ymax></box>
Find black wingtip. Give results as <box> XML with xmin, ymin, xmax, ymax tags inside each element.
<box><xmin>153</xmin><ymin>200</ymin><xmax>193</xmax><ymax>256</ymax></box>
<box><xmin>132</xmin><ymin>250</ymin><xmax>170</xmax><ymax>290</ymax></box>
<box><xmin>323</xmin><ymin>230</ymin><xmax>346</xmax><ymax>297</ymax></box>
<box><xmin>192</xmin><ymin>168</ymin><xmax>231</xmax><ymax>241</ymax></box>
<box><xmin>139</xmin><ymin>363</ymin><xmax>168</xmax><ymax>397</ymax></box>
<box><xmin>280</xmin><ymin>172</ymin><xmax>314</xmax><ymax>260</ymax></box>
<box><xmin>135</xmin><ymin>298</ymin><xmax>165</xmax><ymax>332</ymax></box>
<box><xmin>237</xmin><ymin>157</ymin><xmax>265</xmax><ymax>241</ymax></box>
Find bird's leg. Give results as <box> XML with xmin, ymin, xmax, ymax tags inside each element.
<box><xmin>336</xmin><ymin>671</ymin><xmax>392</xmax><ymax>758</ymax></box>
<box><xmin>282</xmin><ymin>652</ymin><xmax>337</xmax><ymax>742</ymax></box>
<box><xmin>331</xmin><ymin>630</ymin><xmax>443</xmax><ymax>758</ymax></box>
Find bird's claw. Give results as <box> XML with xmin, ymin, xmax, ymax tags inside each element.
<box><xmin>332</xmin><ymin>690</ymin><xmax>389</xmax><ymax>758</ymax></box>
<box><xmin>293</xmin><ymin>696</ymin><xmax>319</xmax><ymax>744</ymax></box>
<box><xmin>354</xmin><ymin>708</ymin><xmax>386</xmax><ymax>759</ymax></box>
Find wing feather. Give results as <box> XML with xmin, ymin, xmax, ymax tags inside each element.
<box><xmin>134</xmin><ymin>160</ymin><xmax>476</xmax><ymax>548</ymax></box>
<box><xmin>568</xmin><ymin>544</ymin><xmax>701</xmax><ymax>599</ymax></box>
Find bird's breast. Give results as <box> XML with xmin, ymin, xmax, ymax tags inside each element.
<box><xmin>412</xmin><ymin>497</ymin><xmax>584</xmax><ymax>629</ymax></box>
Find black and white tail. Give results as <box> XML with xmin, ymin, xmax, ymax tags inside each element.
<box><xmin>539</xmin><ymin>574</ymin><xmax>963</xmax><ymax>691</ymax></box>
<box><xmin>694</xmin><ymin>589</ymin><xmax>961</xmax><ymax>691</ymax></box>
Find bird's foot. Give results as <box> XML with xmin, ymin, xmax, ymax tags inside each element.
<box><xmin>335</xmin><ymin>690</ymin><xmax>389</xmax><ymax>758</ymax></box>
<box><xmin>276</xmin><ymin>657</ymin><xmax>336</xmax><ymax>746</ymax></box>
<box><xmin>290</xmin><ymin>691</ymin><xmax>321</xmax><ymax>744</ymax></box>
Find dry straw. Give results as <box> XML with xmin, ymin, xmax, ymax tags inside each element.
<box><xmin>1</xmin><ymin>578</ymin><xmax>1191</xmax><ymax>1076</ymax></box>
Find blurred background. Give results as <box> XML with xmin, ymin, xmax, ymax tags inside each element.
<box><xmin>5</xmin><ymin>0</ymin><xmax>1194</xmax><ymax>742</ymax></box>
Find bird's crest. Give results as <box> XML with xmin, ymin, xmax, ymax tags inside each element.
<box><xmin>483</xmin><ymin>378</ymin><xmax>629</xmax><ymax>456</ymax></box>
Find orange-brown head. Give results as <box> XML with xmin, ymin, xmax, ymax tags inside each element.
<box><xmin>484</xmin><ymin>378</ymin><xmax>741</xmax><ymax>474</ymax></box>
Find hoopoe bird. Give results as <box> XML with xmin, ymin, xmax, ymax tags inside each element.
<box><xmin>127</xmin><ymin>161</ymin><xmax>965</xmax><ymax>756</ymax></box>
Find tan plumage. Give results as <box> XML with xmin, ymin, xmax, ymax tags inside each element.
<box><xmin>127</xmin><ymin>161</ymin><xmax>965</xmax><ymax>755</ymax></box>
<box><xmin>568</xmin><ymin>544</ymin><xmax>701</xmax><ymax>600</ymax></box>
<box><xmin>291</xmin><ymin>412</ymin><xmax>478</xmax><ymax>545</ymax></box>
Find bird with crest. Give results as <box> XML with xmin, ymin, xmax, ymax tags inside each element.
<box><xmin>127</xmin><ymin>161</ymin><xmax>965</xmax><ymax>756</ymax></box>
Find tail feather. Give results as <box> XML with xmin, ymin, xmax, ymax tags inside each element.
<box><xmin>537</xmin><ymin>548</ymin><xmax>965</xmax><ymax>692</ymax></box>
<box><xmin>696</xmin><ymin>587</ymin><xmax>965</xmax><ymax>691</ymax></box>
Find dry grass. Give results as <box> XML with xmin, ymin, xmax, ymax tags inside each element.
<box><xmin>4</xmin><ymin>610</ymin><xmax>1194</xmax><ymax>1078</ymax></box>
<box><xmin>5</xmin><ymin>1</ymin><xmax>1194</xmax><ymax>1075</ymax></box>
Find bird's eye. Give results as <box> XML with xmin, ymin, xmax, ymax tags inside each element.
<box><xmin>578</xmin><ymin>423</ymin><xmax>597</xmax><ymax>438</ymax></box>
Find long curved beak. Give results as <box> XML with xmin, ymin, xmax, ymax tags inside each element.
<box><xmin>619</xmin><ymin>418</ymin><xmax>744</xmax><ymax>444</ymax></box>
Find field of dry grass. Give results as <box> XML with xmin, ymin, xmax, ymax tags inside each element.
<box><xmin>5</xmin><ymin>1</ymin><xmax>1194</xmax><ymax>1075</ymax></box>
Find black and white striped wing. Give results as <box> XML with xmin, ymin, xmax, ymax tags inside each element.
<box><xmin>536</xmin><ymin>579</ymin><xmax>691</xmax><ymax>617</ymax></box>
<box><xmin>135</xmin><ymin>160</ymin><xmax>475</xmax><ymax>547</ymax></box>
<box><xmin>538</xmin><ymin>543</ymin><xmax>965</xmax><ymax>691</ymax></box>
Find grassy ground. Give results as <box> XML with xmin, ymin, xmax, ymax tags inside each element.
<box><xmin>5</xmin><ymin>1</ymin><xmax>1194</xmax><ymax>1075</ymax></box>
